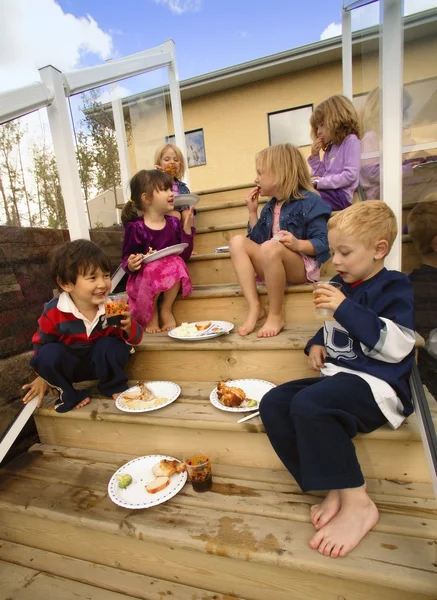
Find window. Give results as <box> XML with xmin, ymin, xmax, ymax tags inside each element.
<box><xmin>268</xmin><ymin>105</ymin><xmax>313</xmax><ymax>147</ymax></box>
<box><xmin>166</xmin><ymin>128</ymin><xmax>206</xmax><ymax>168</ymax></box>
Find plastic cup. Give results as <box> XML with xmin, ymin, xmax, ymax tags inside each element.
<box><xmin>104</xmin><ymin>293</ymin><xmax>129</xmax><ymax>327</ymax></box>
<box><xmin>186</xmin><ymin>455</ymin><xmax>212</xmax><ymax>493</ymax></box>
<box><xmin>313</xmin><ymin>281</ymin><xmax>342</xmax><ymax>318</ymax></box>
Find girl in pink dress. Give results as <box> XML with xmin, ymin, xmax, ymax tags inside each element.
<box><xmin>121</xmin><ymin>170</ymin><xmax>195</xmax><ymax>333</ymax></box>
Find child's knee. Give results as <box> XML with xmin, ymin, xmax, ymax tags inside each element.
<box><xmin>290</xmin><ymin>393</ymin><xmax>318</xmax><ymax>419</ymax></box>
<box><xmin>229</xmin><ymin>234</ymin><xmax>247</xmax><ymax>254</ymax></box>
<box><xmin>260</xmin><ymin>239</ymin><xmax>282</xmax><ymax>260</ymax></box>
<box><xmin>31</xmin><ymin>343</ymin><xmax>68</xmax><ymax>370</ymax></box>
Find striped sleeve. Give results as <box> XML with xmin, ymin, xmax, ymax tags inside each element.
<box><xmin>32</xmin><ymin>302</ymin><xmax>61</xmax><ymax>351</ymax></box>
<box><xmin>124</xmin><ymin>317</ymin><xmax>143</xmax><ymax>345</ymax></box>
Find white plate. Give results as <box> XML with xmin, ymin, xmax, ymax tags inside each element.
<box><xmin>142</xmin><ymin>243</ymin><xmax>188</xmax><ymax>264</ymax></box>
<box><xmin>168</xmin><ymin>320</ymin><xmax>234</xmax><ymax>341</ymax></box>
<box><xmin>108</xmin><ymin>454</ymin><xmax>187</xmax><ymax>509</ymax></box>
<box><xmin>210</xmin><ymin>379</ymin><xmax>276</xmax><ymax>413</ymax></box>
<box><xmin>174</xmin><ymin>194</ymin><xmax>200</xmax><ymax>208</ymax></box>
<box><xmin>413</xmin><ymin>160</ymin><xmax>437</xmax><ymax>170</ymax></box>
<box><xmin>115</xmin><ymin>381</ymin><xmax>181</xmax><ymax>413</ymax></box>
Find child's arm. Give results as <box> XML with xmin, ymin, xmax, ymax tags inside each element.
<box><xmin>320</xmin><ymin>276</ymin><xmax>416</xmax><ymax>363</ymax></box>
<box><xmin>32</xmin><ymin>302</ymin><xmax>61</xmax><ymax>352</ymax></box>
<box><xmin>179</xmin><ymin>209</ymin><xmax>196</xmax><ymax>261</ymax></box>
<box><xmin>308</xmin><ymin>344</ymin><xmax>328</xmax><ymax>372</ymax></box>
<box><xmin>315</xmin><ymin>135</ymin><xmax>360</xmax><ymax>190</ymax></box>
<box><xmin>308</xmin><ymin>143</ymin><xmax>326</xmax><ymax>177</ymax></box>
<box><xmin>122</xmin><ymin>222</ymin><xmax>148</xmax><ymax>273</ymax></box>
<box><xmin>247</xmin><ymin>197</ymin><xmax>270</xmax><ymax>244</ymax></box>
<box><xmin>22</xmin><ymin>376</ymin><xmax>49</xmax><ymax>407</ymax></box>
<box><xmin>119</xmin><ymin>311</ymin><xmax>143</xmax><ymax>345</ymax></box>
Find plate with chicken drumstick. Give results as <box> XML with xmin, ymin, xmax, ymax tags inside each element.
<box><xmin>210</xmin><ymin>379</ymin><xmax>276</xmax><ymax>413</ymax></box>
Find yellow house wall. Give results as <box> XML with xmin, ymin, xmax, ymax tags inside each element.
<box><xmin>128</xmin><ymin>35</ymin><xmax>437</xmax><ymax>192</ymax></box>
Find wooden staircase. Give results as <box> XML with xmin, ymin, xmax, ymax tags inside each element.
<box><xmin>1</xmin><ymin>186</ymin><xmax>435</xmax><ymax>600</ymax></box>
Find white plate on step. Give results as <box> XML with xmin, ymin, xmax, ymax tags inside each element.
<box><xmin>115</xmin><ymin>381</ymin><xmax>181</xmax><ymax>413</ymax></box>
<box><xmin>168</xmin><ymin>320</ymin><xmax>234</xmax><ymax>340</ymax></box>
<box><xmin>173</xmin><ymin>193</ymin><xmax>200</xmax><ymax>208</ymax></box>
<box><xmin>108</xmin><ymin>454</ymin><xmax>187</xmax><ymax>509</ymax></box>
<box><xmin>142</xmin><ymin>243</ymin><xmax>188</xmax><ymax>264</ymax></box>
<box><xmin>210</xmin><ymin>379</ymin><xmax>276</xmax><ymax>413</ymax></box>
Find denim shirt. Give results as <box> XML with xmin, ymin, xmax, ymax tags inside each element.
<box><xmin>247</xmin><ymin>190</ymin><xmax>331</xmax><ymax>265</ymax></box>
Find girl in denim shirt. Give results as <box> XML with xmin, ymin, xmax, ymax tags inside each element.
<box><xmin>229</xmin><ymin>144</ymin><xmax>331</xmax><ymax>338</ymax></box>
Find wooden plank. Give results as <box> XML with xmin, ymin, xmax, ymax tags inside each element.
<box><xmin>2</xmin><ymin>512</ymin><xmax>431</xmax><ymax>600</ymax></box>
<box><xmin>194</xmin><ymin>227</ymin><xmax>246</xmax><ymax>253</ymax></box>
<box><xmin>0</xmin><ymin>541</ymin><xmax>243</xmax><ymax>600</ymax></box>
<box><xmin>29</xmin><ymin>443</ymin><xmax>437</xmax><ymax>501</ymax></box>
<box><xmin>33</xmin><ymin>407</ymin><xmax>431</xmax><ymax>481</ymax></box>
<box><xmin>0</xmin><ymin>476</ymin><xmax>436</xmax><ymax>596</ymax></box>
<box><xmin>4</xmin><ymin>451</ymin><xmax>436</xmax><ymax>536</ymax></box>
<box><xmin>0</xmin><ymin>560</ymin><xmax>140</xmax><ymax>600</ymax></box>
<box><xmin>195</xmin><ymin>205</ymin><xmax>253</xmax><ymax>229</ymax></box>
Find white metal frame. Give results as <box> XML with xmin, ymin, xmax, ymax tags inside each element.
<box><xmin>342</xmin><ymin>8</ymin><xmax>353</xmax><ymax>99</ymax></box>
<box><xmin>0</xmin><ymin>41</ymin><xmax>186</xmax><ymax>240</ymax></box>
<box><xmin>380</xmin><ymin>0</ymin><xmax>404</xmax><ymax>271</ymax></box>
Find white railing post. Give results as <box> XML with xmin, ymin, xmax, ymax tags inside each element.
<box><xmin>39</xmin><ymin>65</ymin><xmax>90</xmax><ymax>240</ymax></box>
<box><xmin>165</xmin><ymin>40</ymin><xmax>189</xmax><ymax>188</ymax></box>
<box><xmin>111</xmin><ymin>83</ymin><xmax>131</xmax><ymax>223</ymax></box>
<box><xmin>342</xmin><ymin>6</ymin><xmax>353</xmax><ymax>99</ymax></box>
<box><xmin>380</xmin><ymin>0</ymin><xmax>404</xmax><ymax>271</ymax></box>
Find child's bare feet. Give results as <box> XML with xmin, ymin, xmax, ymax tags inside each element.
<box><xmin>73</xmin><ymin>397</ymin><xmax>91</xmax><ymax>409</ymax></box>
<box><xmin>238</xmin><ymin>304</ymin><xmax>266</xmax><ymax>336</ymax></box>
<box><xmin>309</xmin><ymin>487</ymin><xmax>379</xmax><ymax>558</ymax></box>
<box><xmin>257</xmin><ymin>314</ymin><xmax>284</xmax><ymax>338</ymax></box>
<box><xmin>160</xmin><ymin>308</ymin><xmax>176</xmax><ymax>331</ymax></box>
<box><xmin>310</xmin><ymin>490</ymin><xmax>341</xmax><ymax>530</ymax></box>
<box><xmin>145</xmin><ymin>314</ymin><xmax>161</xmax><ymax>334</ymax></box>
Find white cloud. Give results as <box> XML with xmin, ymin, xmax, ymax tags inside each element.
<box><xmin>320</xmin><ymin>22</ymin><xmax>342</xmax><ymax>41</ymax></box>
<box><xmin>320</xmin><ymin>0</ymin><xmax>437</xmax><ymax>41</ymax></box>
<box><xmin>0</xmin><ymin>0</ymin><xmax>113</xmax><ymax>92</ymax></box>
<box><xmin>97</xmin><ymin>85</ymin><xmax>133</xmax><ymax>104</ymax></box>
<box><xmin>154</xmin><ymin>0</ymin><xmax>202</xmax><ymax>15</ymax></box>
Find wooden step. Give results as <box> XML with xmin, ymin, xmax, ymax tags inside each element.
<box><xmin>173</xmin><ymin>282</ymin><xmax>320</xmax><ymax>324</ymax></box>
<box><xmin>194</xmin><ymin>223</ymin><xmax>246</xmax><ymax>253</ymax></box>
<box><xmin>195</xmin><ymin>200</ymin><xmax>267</xmax><ymax>229</ymax></box>
<box><xmin>187</xmin><ymin>237</ymin><xmax>420</xmax><ymax>285</ymax></box>
<box><xmin>195</xmin><ymin>184</ymin><xmax>254</xmax><ymax>206</ymax></box>
<box><xmin>0</xmin><ymin>445</ymin><xmax>436</xmax><ymax>600</ymax></box>
<box><xmin>0</xmin><ymin>540</ymin><xmax>242</xmax><ymax>600</ymax></box>
<box><xmin>33</xmin><ymin>381</ymin><xmax>434</xmax><ymax>482</ymax></box>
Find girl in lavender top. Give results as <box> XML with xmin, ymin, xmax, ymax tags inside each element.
<box><xmin>121</xmin><ymin>170</ymin><xmax>195</xmax><ymax>333</ymax></box>
<box><xmin>308</xmin><ymin>95</ymin><xmax>361</xmax><ymax>211</ymax></box>
<box><xmin>154</xmin><ymin>144</ymin><xmax>191</xmax><ymax>221</ymax></box>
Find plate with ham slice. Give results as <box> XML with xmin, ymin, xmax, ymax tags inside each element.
<box><xmin>108</xmin><ymin>454</ymin><xmax>187</xmax><ymax>509</ymax></box>
<box><xmin>115</xmin><ymin>381</ymin><xmax>181</xmax><ymax>413</ymax></box>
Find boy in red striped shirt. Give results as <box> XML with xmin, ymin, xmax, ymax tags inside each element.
<box><xmin>22</xmin><ymin>239</ymin><xmax>143</xmax><ymax>413</ymax></box>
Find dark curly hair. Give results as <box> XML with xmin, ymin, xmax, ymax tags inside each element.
<box><xmin>121</xmin><ymin>169</ymin><xmax>173</xmax><ymax>226</ymax></box>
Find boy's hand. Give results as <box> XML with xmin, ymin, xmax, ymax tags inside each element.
<box><xmin>182</xmin><ymin>205</ymin><xmax>195</xmax><ymax>234</ymax></box>
<box><xmin>313</xmin><ymin>282</ymin><xmax>346</xmax><ymax>313</ymax></box>
<box><xmin>22</xmin><ymin>376</ymin><xmax>49</xmax><ymax>408</ymax></box>
<box><xmin>245</xmin><ymin>187</ymin><xmax>260</xmax><ymax>214</ymax></box>
<box><xmin>311</xmin><ymin>137</ymin><xmax>323</xmax><ymax>158</ymax></box>
<box><xmin>277</xmin><ymin>230</ymin><xmax>299</xmax><ymax>251</ymax></box>
<box><xmin>128</xmin><ymin>253</ymin><xmax>143</xmax><ymax>272</ymax></box>
<box><xmin>308</xmin><ymin>345</ymin><xmax>328</xmax><ymax>371</ymax></box>
<box><xmin>120</xmin><ymin>310</ymin><xmax>132</xmax><ymax>337</ymax></box>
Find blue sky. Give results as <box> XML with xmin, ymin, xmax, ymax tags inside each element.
<box><xmin>1</xmin><ymin>0</ymin><xmax>436</xmax><ymax>96</ymax></box>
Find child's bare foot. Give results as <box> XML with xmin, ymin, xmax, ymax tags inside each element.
<box><xmin>160</xmin><ymin>309</ymin><xmax>176</xmax><ymax>331</ymax></box>
<box><xmin>145</xmin><ymin>314</ymin><xmax>161</xmax><ymax>334</ymax></box>
<box><xmin>73</xmin><ymin>397</ymin><xmax>91</xmax><ymax>409</ymax></box>
<box><xmin>238</xmin><ymin>305</ymin><xmax>266</xmax><ymax>336</ymax></box>
<box><xmin>309</xmin><ymin>488</ymin><xmax>379</xmax><ymax>558</ymax></box>
<box><xmin>310</xmin><ymin>490</ymin><xmax>341</xmax><ymax>530</ymax></box>
<box><xmin>256</xmin><ymin>314</ymin><xmax>284</xmax><ymax>338</ymax></box>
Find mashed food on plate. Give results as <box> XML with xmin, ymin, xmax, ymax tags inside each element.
<box><xmin>176</xmin><ymin>322</ymin><xmax>199</xmax><ymax>337</ymax></box>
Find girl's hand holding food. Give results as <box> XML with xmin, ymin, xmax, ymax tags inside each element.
<box><xmin>245</xmin><ymin>187</ymin><xmax>260</xmax><ymax>214</ymax></box>
<box><xmin>310</xmin><ymin>137</ymin><xmax>323</xmax><ymax>158</ymax></box>
<box><xmin>127</xmin><ymin>253</ymin><xmax>143</xmax><ymax>272</ymax></box>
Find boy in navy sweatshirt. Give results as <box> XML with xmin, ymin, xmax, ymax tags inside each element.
<box><xmin>260</xmin><ymin>201</ymin><xmax>415</xmax><ymax>559</ymax></box>
<box><xmin>22</xmin><ymin>239</ymin><xmax>143</xmax><ymax>413</ymax></box>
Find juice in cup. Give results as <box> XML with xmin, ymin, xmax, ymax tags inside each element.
<box><xmin>104</xmin><ymin>293</ymin><xmax>129</xmax><ymax>327</ymax></box>
<box><xmin>313</xmin><ymin>282</ymin><xmax>342</xmax><ymax>318</ymax></box>
<box><xmin>186</xmin><ymin>455</ymin><xmax>212</xmax><ymax>493</ymax></box>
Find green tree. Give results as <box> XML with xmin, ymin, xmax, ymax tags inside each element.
<box><xmin>32</xmin><ymin>141</ymin><xmax>67</xmax><ymax>229</ymax></box>
<box><xmin>0</xmin><ymin>121</ymin><xmax>23</xmax><ymax>226</ymax></box>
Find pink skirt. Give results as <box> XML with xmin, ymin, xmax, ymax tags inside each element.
<box><xmin>126</xmin><ymin>256</ymin><xmax>192</xmax><ymax>328</ymax></box>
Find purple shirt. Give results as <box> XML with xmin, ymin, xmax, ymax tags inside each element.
<box><xmin>308</xmin><ymin>133</ymin><xmax>361</xmax><ymax>205</ymax></box>
<box><xmin>122</xmin><ymin>216</ymin><xmax>195</xmax><ymax>272</ymax></box>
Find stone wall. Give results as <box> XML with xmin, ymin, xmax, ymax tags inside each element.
<box><xmin>0</xmin><ymin>226</ymin><xmax>124</xmax><ymax>459</ymax></box>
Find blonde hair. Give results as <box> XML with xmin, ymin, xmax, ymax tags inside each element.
<box><xmin>121</xmin><ymin>169</ymin><xmax>172</xmax><ymax>226</ymax></box>
<box><xmin>328</xmin><ymin>200</ymin><xmax>398</xmax><ymax>252</ymax></box>
<box><xmin>360</xmin><ymin>88</ymin><xmax>380</xmax><ymax>136</ymax></box>
<box><xmin>256</xmin><ymin>143</ymin><xmax>315</xmax><ymax>200</ymax></box>
<box><xmin>407</xmin><ymin>193</ymin><xmax>437</xmax><ymax>256</ymax></box>
<box><xmin>310</xmin><ymin>95</ymin><xmax>360</xmax><ymax>147</ymax></box>
<box><xmin>154</xmin><ymin>143</ymin><xmax>186</xmax><ymax>180</ymax></box>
